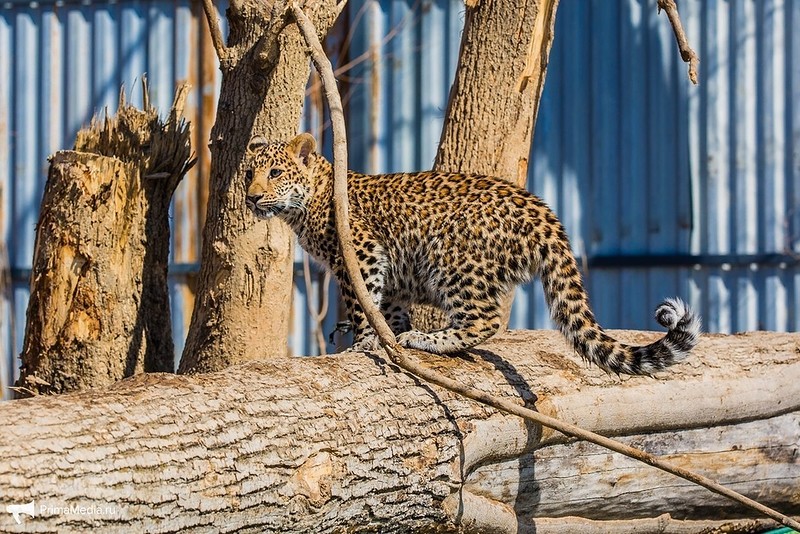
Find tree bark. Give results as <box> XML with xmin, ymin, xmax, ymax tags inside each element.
<box><xmin>411</xmin><ymin>0</ymin><xmax>560</xmax><ymax>331</ymax></box>
<box><xmin>435</xmin><ymin>0</ymin><xmax>558</xmax><ymax>182</ymax></box>
<box><xmin>15</xmin><ymin>87</ymin><xmax>192</xmax><ymax>396</ymax></box>
<box><xmin>178</xmin><ymin>1</ymin><xmax>341</xmax><ymax>374</ymax></box>
<box><xmin>2</xmin><ymin>331</ymin><xmax>797</xmax><ymax>532</ymax></box>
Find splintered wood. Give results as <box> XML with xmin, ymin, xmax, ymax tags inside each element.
<box><xmin>16</xmin><ymin>81</ymin><xmax>193</xmax><ymax>396</ymax></box>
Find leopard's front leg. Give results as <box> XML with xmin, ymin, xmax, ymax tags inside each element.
<box><xmin>334</xmin><ymin>231</ymin><xmax>389</xmax><ymax>352</ymax></box>
<box><xmin>339</xmin><ymin>277</ymin><xmax>381</xmax><ymax>352</ymax></box>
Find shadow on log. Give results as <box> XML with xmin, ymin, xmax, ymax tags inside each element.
<box><xmin>1</xmin><ymin>330</ymin><xmax>797</xmax><ymax>531</ymax></box>
<box><xmin>15</xmin><ymin>82</ymin><xmax>194</xmax><ymax>397</ymax></box>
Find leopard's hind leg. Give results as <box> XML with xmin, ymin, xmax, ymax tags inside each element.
<box><xmin>396</xmin><ymin>290</ymin><xmax>507</xmax><ymax>354</ymax></box>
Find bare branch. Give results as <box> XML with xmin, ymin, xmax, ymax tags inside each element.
<box><xmin>449</xmin><ymin>500</ymin><xmax>783</xmax><ymax>534</ymax></box>
<box><xmin>657</xmin><ymin>0</ymin><xmax>699</xmax><ymax>85</ymax></box>
<box><xmin>290</xmin><ymin>1</ymin><xmax>397</xmax><ymax>345</ymax></box>
<box><xmin>201</xmin><ymin>0</ymin><xmax>228</xmax><ymax>64</ymax></box>
<box><xmin>302</xmin><ymin>252</ymin><xmax>331</xmax><ymax>355</ymax></box>
<box><xmin>292</xmin><ymin>3</ymin><xmax>799</xmax><ymax>529</ymax></box>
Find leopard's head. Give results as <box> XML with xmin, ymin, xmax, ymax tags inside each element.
<box><xmin>245</xmin><ymin>133</ymin><xmax>318</xmax><ymax>225</ymax></box>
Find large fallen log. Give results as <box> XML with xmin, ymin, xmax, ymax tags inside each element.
<box><xmin>0</xmin><ymin>330</ymin><xmax>797</xmax><ymax>532</ymax></box>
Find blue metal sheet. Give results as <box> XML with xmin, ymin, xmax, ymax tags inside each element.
<box><xmin>387</xmin><ymin>0</ymin><xmax>415</xmax><ymax>171</ymax></box>
<box><xmin>618</xmin><ymin>0</ymin><xmax>650</xmax><ymax>327</ymax></box>
<box><xmin>120</xmin><ymin>2</ymin><xmax>147</xmax><ymax>108</ymax></box>
<box><xmin>93</xmin><ymin>5</ymin><xmax>120</xmax><ymax>113</ymax></box>
<box><xmin>418</xmin><ymin>0</ymin><xmax>448</xmax><ymax>168</ymax></box>
<box><xmin>589</xmin><ymin>0</ymin><xmax>622</xmax><ymax>326</ymax></box>
<box><xmin>0</xmin><ymin>9</ymin><xmax>11</xmax><ymax>398</ymax></box>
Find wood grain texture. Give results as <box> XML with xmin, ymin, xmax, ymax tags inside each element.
<box><xmin>16</xmin><ymin>89</ymin><xmax>192</xmax><ymax>396</ymax></box>
<box><xmin>178</xmin><ymin>0</ymin><xmax>341</xmax><ymax>373</ymax></box>
<box><xmin>1</xmin><ymin>331</ymin><xmax>798</xmax><ymax>531</ymax></box>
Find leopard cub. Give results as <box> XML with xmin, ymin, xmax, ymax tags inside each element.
<box><xmin>245</xmin><ymin>133</ymin><xmax>700</xmax><ymax>375</ymax></box>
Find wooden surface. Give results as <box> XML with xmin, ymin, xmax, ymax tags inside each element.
<box><xmin>16</xmin><ymin>91</ymin><xmax>191</xmax><ymax>396</ymax></box>
<box><xmin>1</xmin><ymin>330</ymin><xmax>797</xmax><ymax>532</ymax></box>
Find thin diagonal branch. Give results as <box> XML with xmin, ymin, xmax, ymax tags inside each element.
<box><xmin>292</xmin><ymin>3</ymin><xmax>799</xmax><ymax>530</ymax></box>
<box><xmin>201</xmin><ymin>0</ymin><xmax>227</xmax><ymax>64</ymax></box>
<box><xmin>335</xmin><ymin>0</ymin><xmax>347</xmax><ymax>20</ymax></box>
<box><xmin>657</xmin><ymin>0</ymin><xmax>699</xmax><ymax>84</ymax></box>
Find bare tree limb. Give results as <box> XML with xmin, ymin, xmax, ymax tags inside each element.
<box><xmin>450</xmin><ymin>488</ymin><xmax>785</xmax><ymax>533</ymax></box>
<box><xmin>201</xmin><ymin>0</ymin><xmax>228</xmax><ymax>66</ymax></box>
<box><xmin>302</xmin><ymin>252</ymin><xmax>331</xmax><ymax>355</ymax></box>
<box><xmin>657</xmin><ymin>0</ymin><xmax>699</xmax><ymax>85</ymax></box>
<box><xmin>290</xmin><ymin>0</ymin><xmax>397</xmax><ymax>342</ymax></box>
<box><xmin>291</xmin><ymin>4</ymin><xmax>799</xmax><ymax>530</ymax></box>
<box><xmin>2</xmin><ymin>331</ymin><xmax>796</xmax><ymax>530</ymax></box>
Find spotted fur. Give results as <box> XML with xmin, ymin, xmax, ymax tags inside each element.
<box><xmin>245</xmin><ymin>133</ymin><xmax>701</xmax><ymax>375</ymax></box>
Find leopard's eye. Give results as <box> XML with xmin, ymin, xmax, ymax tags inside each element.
<box><xmin>244</xmin><ymin>169</ymin><xmax>254</xmax><ymax>181</ymax></box>
<box><xmin>270</xmin><ymin>168</ymin><xmax>283</xmax><ymax>179</ymax></box>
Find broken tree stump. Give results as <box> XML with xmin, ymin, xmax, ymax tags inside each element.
<box><xmin>15</xmin><ymin>83</ymin><xmax>194</xmax><ymax>396</ymax></box>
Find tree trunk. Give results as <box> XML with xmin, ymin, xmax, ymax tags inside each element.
<box><xmin>177</xmin><ymin>1</ymin><xmax>341</xmax><ymax>374</ymax></box>
<box><xmin>15</xmin><ymin>87</ymin><xmax>192</xmax><ymax>396</ymax></box>
<box><xmin>411</xmin><ymin>0</ymin><xmax>560</xmax><ymax>332</ymax></box>
<box><xmin>2</xmin><ymin>331</ymin><xmax>797</xmax><ymax>532</ymax></box>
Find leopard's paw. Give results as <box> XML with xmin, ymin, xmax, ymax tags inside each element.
<box><xmin>396</xmin><ymin>330</ymin><xmax>434</xmax><ymax>352</ymax></box>
<box><xmin>349</xmin><ymin>334</ymin><xmax>382</xmax><ymax>353</ymax></box>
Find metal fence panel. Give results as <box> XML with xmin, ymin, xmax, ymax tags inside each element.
<box><xmin>1</xmin><ymin>0</ymin><xmax>798</xmax><ymax>398</ymax></box>
<box><xmin>345</xmin><ymin>0</ymin><xmax>799</xmax><ymax>334</ymax></box>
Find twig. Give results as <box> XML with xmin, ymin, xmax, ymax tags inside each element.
<box><xmin>335</xmin><ymin>0</ymin><xmax>347</xmax><ymax>20</ymax></box>
<box><xmin>302</xmin><ymin>253</ymin><xmax>331</xmax><ymax>355</ymax></box>
<box><xmin>305</xmin><ymin>0</ymin><xmax>419</xmax><ymax>99</ymax></box>
<box><xmin>292</xmin><ymin>3</ymin><xmax>799</xmax><ymax>530</ymax></box>
<box><xmin>657</xmin><ymin>0</ymin><xmax>699</xmax><ymax>85</ymax></box>
<box><xmin>201</xmin><ymin>0</ymin><xmax>228</xmax><ymax>64</ymax></box>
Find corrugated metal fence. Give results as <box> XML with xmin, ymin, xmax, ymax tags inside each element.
<box><xmin>342</xmin><ymin>0</ymin><xmax>800</xmax><ymax>334</ymax></box>
<box><xmin>2</xmin><ymin>0</ymin><xmax>798</xmax><ymax>395</ymax></box>
<box><xmin>0</xmin><ymin>0</ymin><xmax>223</xmax><ymax>396</ymax></box>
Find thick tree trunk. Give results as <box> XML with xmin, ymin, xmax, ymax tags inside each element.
<box><xmin>412</xmin><ymin>0</ymin><xmax>559</xmax><ymax>331</ymax></box>
<box><xmin>178</xmin><ymin>1</ymin><xmax>341</xmax><ymax>374</ymax></box>
<box><xmin>435</xmin><ymin>0</ymin><xmax>557</xmax><ymax>182</ymax></box>
<box><xmin>15</xmin><ymin>88</ymin><xmax>192</xmax><ymax>396</ymax></box>
<box><xmin>2</xmin><ymin>331</ymin><xmax>797</xmax><ymax>532</ymax></box>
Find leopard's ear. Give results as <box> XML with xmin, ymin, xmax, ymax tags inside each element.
<box><xmin>287</xmin><ymin>133</ymin><xmax>316</xmax><ymax>167</ymax></box>
<box><xmin>247</xmin><ymin>136</ymin><xmax>269</xmax><ymax>154</ymax></box>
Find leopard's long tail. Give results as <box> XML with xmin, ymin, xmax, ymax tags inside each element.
<box><xmin>537</xmin><ymin>239</ymin><xmax>701</xmax><ymax>375</ymax></box>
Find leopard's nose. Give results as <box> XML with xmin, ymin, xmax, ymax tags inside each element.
<box><xmin>246</xmin><ymin>192</ymin><xmax>263</xmax><ymax>206</ymax></box>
